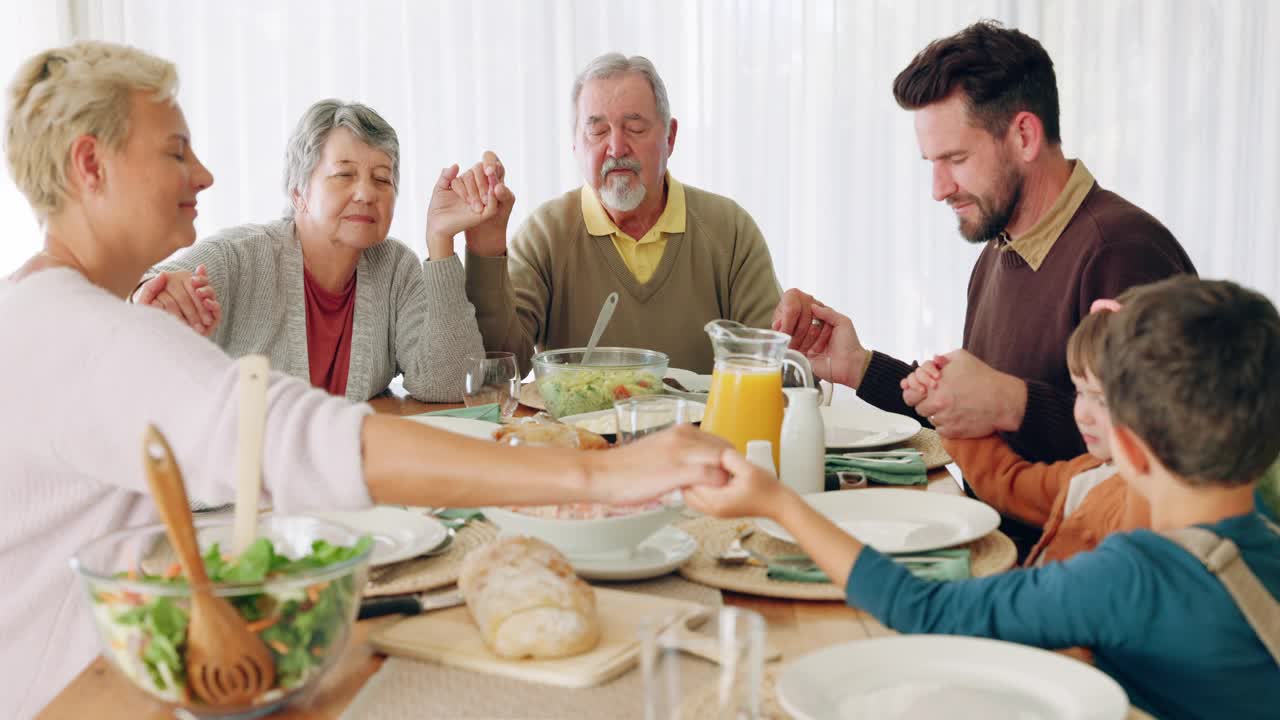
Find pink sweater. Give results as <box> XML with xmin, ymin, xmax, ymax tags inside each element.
<box><xmin>0</xmin><ymin>269</ymin><xmax>373</xmax><ymax>717</ymax></box>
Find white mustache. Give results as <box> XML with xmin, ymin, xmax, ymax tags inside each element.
<box><xmin>601</xmin><ymin>157</ymin><xmax>642</xmax><ymax>179</ymax></box>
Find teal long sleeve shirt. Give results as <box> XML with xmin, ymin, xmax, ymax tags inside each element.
<box><xmin>847</xmin><ymin>512</ymin><xmax>1280</xmax><ymax>719</ymax></box>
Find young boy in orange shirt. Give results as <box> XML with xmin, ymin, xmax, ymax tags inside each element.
<box><xmin>687</xmin><ymin>276</ymin><xmax>1280</xmax><ymax>719</ymax></box>
<box><xmin>903</xmin><ymin>300</ymin><xmax>1148</xmax><ymax>566</ymax></box>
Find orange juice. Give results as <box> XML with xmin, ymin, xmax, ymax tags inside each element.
<box><xmin>701</xmin><ymin>361</ymin><xmax>785</xmax><ymax>469</ymax></box>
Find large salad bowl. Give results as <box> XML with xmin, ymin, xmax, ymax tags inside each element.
<box><xmin>531</xmin><ymin>347</ymin><xmax>669</xmax><ymax>418</ymax></box>
<box><xmin>71</xmin><ymin>514</ymin><xmax>372</xmax><ymax>719</ymax></box>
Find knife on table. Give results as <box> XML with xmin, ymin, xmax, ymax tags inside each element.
<box><xmin>358</xmin><ymin>588</ymin><xmax>465</xmax><ymax>620</ymax></box>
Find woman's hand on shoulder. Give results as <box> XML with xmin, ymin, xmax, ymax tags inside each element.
<box><xmin>132</xmin><ymin>264</ymin><xmax>221</xmax><ymax>337</ymax></box>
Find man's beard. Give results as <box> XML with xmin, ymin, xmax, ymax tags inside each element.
<box><xmin>955</xmin><ymin>164</ymin><xmax>1024</xmax><ymax>244</ymax></box>
<box><xmin>599</xmin><ymin>157</ymin><xmax>647</xmax><ymax>212</ymax></box>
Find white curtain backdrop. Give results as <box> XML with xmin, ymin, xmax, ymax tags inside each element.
<box><xmin>3</xmin><ymin>0</ymin><xmax>1278</xmax><ymax>366</ymax></box>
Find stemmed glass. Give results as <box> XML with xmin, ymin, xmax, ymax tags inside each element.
<box><xmin>463</xmin><ymin>351</ymin><xmax>520</xmax><ymax>418</ymax></box>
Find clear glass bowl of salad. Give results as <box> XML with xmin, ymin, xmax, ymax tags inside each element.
<box><xmin>71</xmin><ymin>514</ymin><xmax>373</xmax><ymax>718</ymax></box>
<box><xmin>532</xmin><ymin>347</ymin><xmax>668</xmax><ymax>418</ymax></box>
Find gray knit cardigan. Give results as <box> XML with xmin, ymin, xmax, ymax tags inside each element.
<box><xmin>152</xmin><ymin>218</ymin><xmax>484</xmax><ymax>402</ymax></box>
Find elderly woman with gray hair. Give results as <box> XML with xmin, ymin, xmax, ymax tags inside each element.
<box><xmin>133</xmin><ymin>99</ymin><xmax>485</xmax><ymax>401</ymax></box>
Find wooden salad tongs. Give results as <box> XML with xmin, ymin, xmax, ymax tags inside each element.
<box><xmin>142</xmin><ymin>424</ymin><xmax>276</xmax><ymax>706</ymax></box>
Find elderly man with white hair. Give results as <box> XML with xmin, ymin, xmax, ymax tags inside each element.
<box><xmin>461</xmin><ymin>53</ymin><xmax>782</xmax><ymax>374</ymax></box>
<box><xmin>134</xmin><ymin>99</ymin><xmax>486</xmax><ymax>401</ymax></box>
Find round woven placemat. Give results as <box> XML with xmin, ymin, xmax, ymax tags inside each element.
<box><xmin>363</xmin><ymin>520</ymin><xmax>498</xmax><ymax>597</ymax></box>
<box><xmin>677</xmin><ymin>516</ymin><xmax>1016</xmax><ymax>600</ymax></box>
<box><xmin>899</xmin><ymin>428</ymin><xmax>951</xmax><ymax>470</ymax></box>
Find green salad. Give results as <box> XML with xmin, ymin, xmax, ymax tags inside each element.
<box><xmin>539</xmin><ymin>368</ymin><xmax>664</xmax><ymax>417</ymax></box>
<box><xmin>90</xmin><ymin>536</ymin><xmax>371</xmax><ymax>705</ymax></box>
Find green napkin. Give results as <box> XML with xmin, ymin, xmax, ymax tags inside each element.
<box><xmin>434</xmin><ymin>508</ymin><xmax>484</xmax><ymax>522</ymax></box>
<box><xmin>766</xmin><ymin>548</ymin><xmax>971</xmax><ymax>583</ymax></box>
<box><xmin>415</xmin><ymin>403</ymin><xmax>501</xmax><ymax>423</ymax></box>
<box><xmin>824</xmin><ymin>449</ymin><xmax>927</xmax><ymax>486</ymax></box>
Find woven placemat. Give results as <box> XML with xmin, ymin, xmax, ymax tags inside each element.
<box><xmin>363</xmin><ymin>521</ymin><xmax>498</xmax><ymax>598</ymax></box>
<box><xmin>340</xmin><ymin>577</ymin><xmax>722</xmax><ymax>720</ymax></box>
<box><xmin>677</xmin><ymin>516</ymin><xmax>1017</xmax><ymax>601</ymax></box>
<box><xmin>899</xmin><ymin>428</ymin><xmax>951</xmax><ymax>470</ymax></box>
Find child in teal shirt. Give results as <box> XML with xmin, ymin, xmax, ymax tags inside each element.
<box><xmin>687</xmin><ymin>276</ymin><xmax>1280</xmax><ymax>720</ymax></box>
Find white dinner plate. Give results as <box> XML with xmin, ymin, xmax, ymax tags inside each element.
<box><xmin>566</xmin><ymin>526</ymin><xmax>697</xmax><ymax>581</ymax></box>
<box><xmin>560</xmin><ymin>401</ymin><xmax>706</xmax><ymax>437</ymax></box>
<box><xmin>309</xmin><ymin>506</ymin><xmax>449</xmax><ymax>567</ymax></box>
<box><xmin>664</xmin><ymin>367</ymin><xmax>712</xmax><ymax>393</ymax></box>
<box><xmin>821</xmin><ymin>400</ymin><xmax>921</xmax><ymax>450</ymax></box>
<box><xmin>755</xmin><ymin>488</ymin><xmax>1000</xmax><ymax>554</ymax></box>
<box><xmin>403</xmin><ymin>414</ymin><xmax>500</xmax><ymax>441</ymax></box>
<box><xmin>778</xmin><ymin>635</ymin><xmax>1129</xmax><ymax>720</ymax></box>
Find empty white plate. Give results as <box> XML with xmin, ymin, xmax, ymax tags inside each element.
<box><xmin>778</xmin><ymin>635</ymin><xmax>1128</xmax><ymax>720</ymax></box>
<box><xmin>566</xmin><ymin>526</ymin><xmax>697</xmax><ymax>581</ymax></box>
<box><xmin>561</xmin><ymin>401</ymin><xmax>706</xmax><ymax>437</ymax></box>
<box><xmin>821</xmin><ymin>400</ymin><xmax>921</xmax><ymax>450</ymax></box>
<box><xmin>404</xmin><ymin>414</ymin><xmax>500</xmax><ymax>441</ymax></box>
<box><xmin>309</xmin><ymin>506</ymin><xmax>449</xmax><ymax>567</ymax></box>
<box><xmin>755</xmin><ymin>488</ymin><xmax>999</xmax><ymax>554</ymax></box>
<box><xmin>664</xmin><ymin>367</ymin><xmax>712</xmax><ymax>393</ymax></box>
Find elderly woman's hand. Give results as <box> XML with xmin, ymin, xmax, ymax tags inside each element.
<box><xmin>425</xmin><ymin>156</ymin><xmax>512</xmax><ymax>259</ymax></box>
<box><xmin>461</xmin><ymin>151</ymin><xmax>515</xmax><ymax>257</ymax></box>
<box><xmin>133</xmin><ymin>265</ymin><xmax>221</xmax><ymax>337</ymax></box>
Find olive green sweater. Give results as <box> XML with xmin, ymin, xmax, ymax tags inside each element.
<box><xmin>465</xmin><ymin>184</ymin><xmax>782</xmax><ymax>374</ymax></box>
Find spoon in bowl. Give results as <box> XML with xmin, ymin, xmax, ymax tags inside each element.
<box><xmin>580</xmin><ymin>291</ymin><xmax>619</xmax><ymax>365</ymax></box>
<box><xmin>142</xmin><ymin>425</ymin><xmax>276</xmax><ymax>706</ymax></box>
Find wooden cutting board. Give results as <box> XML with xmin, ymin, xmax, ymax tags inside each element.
<box><xmin>369</xmin><ymin>587</ymin><xmax>708</xmax><ymax>688</ymax></box>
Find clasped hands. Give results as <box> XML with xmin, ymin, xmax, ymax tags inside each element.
<box><xmin>901</xmin><ymin>349</ymin><xmax>1026</xmax><ymax>438</ymax></box>
<box><xmin>426</xmin><ymin>150</ymin><xmax>514</xmax><ymax>259</ymax></box>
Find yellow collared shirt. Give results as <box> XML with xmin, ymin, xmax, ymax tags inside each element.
<box><xmin>1002</xmin><ymin>160</ymin><xmax>1096</xmax><ymax>271</ymax></box>
<box><xmin>581</xmin><ymin>173</ymin><xmax>686</xmax><ymax>283</ymax></box>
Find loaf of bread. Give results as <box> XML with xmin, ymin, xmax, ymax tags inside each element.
<box><xmin>492</xmin><ymin>414</ymin><xmax>610</xmax><ymax>450</ymax></box>
<box><xmin>458</xmin><ymin>536</ymin><xmax>601</xmax><ymax>659</ymax></box>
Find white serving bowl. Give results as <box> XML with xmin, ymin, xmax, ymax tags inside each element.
<box><xmin>481</xmin><ymin>503</ymin><xmax>684</xmax><ymax>556</ymax></box>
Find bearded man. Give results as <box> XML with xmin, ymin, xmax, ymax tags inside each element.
<box><xmin>775</xmin><ymin>21</ymin><xmax>1195</xmax><ymax>465</ymax></box>
<box><xmin>462</xmin><ymin>52</ymin><xmax>781</xmax><ymax>374</ymax></box>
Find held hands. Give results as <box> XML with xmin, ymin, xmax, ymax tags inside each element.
<box><xmin>133</xmin><ymin>265</ymin><xmax>221</xmax><ymax>337</ymax></box>
<box><xmin>425</xmin><ymin>151</ymin><xmax>514</xmax><ymax>259</ymax></box>
<box><xmin>900</xmin><ymin>349</ymin><xmax>1027</xmax><ymax>437</ymax></box>
<box><xmin>682</xmin><ymin>449</ymin><xmax>790</xmax><ymax>521</ymax></box>
<box><xmin>772</xmin><ymin>288</ymin><xmax>869</xmax><ymax>388</ymax></box>
<box><xmin>590</xmin><ymin>425</ymin><xmax>732</xmax><ymax>506</ymax></box>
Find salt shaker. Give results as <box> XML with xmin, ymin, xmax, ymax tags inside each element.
<box><xmin>779</xmin><ymin>387</ymin><xmax>825</xmax><ymax>494</ymax></box>
<box><xmin>745</xmin><ymin>439</ymin><xmax>777</xmax><ymax>477</ymax></box>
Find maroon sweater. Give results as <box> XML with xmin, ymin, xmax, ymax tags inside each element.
<box><xmin>859</xmin><ymin>183</ymin><xmax>1196</xmax><ymax>463</ymax></box>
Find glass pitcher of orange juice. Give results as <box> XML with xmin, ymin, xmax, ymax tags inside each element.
<box><xmin>701</xmin><ymin>320</ymin><xmax>813</xmax><ymax>468</ymax></box>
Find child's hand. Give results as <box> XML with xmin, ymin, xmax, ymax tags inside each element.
<box><xmin>901</xmin><ymin>354</ymin><xmax>949</xmax><ymax>406</ymax></box>
<box><xmin>682</xmin><ymin>449</ymin><xmax>790</xmax><ymax>520</ymax></box>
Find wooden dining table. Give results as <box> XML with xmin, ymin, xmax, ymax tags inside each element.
<box><xmin>39</xmin><ymin>393</ymin><xmax>972</xmax><ymax>720</ymax></box>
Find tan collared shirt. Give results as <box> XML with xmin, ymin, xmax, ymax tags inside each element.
<box><xmin>1001</xmin><ymin>160</ymin><xmax>1096</xmax><ymax>271</ymax></box>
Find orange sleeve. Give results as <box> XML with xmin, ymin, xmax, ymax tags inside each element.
<box><xmin>942</xmin><ymin>435</ymin><xmax>1103</xmax><ymax>527</ymax></box>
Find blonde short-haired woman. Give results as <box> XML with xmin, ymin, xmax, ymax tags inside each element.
<box><xmin>0</xmin><ymin>41</ymin><xmax>727</xmax><ymax>715</ymax></box>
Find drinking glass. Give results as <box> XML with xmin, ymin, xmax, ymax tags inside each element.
<box><xmin>640</xmin><ymin>607</ymin><xmax>766</xmax><ymax>719</ymax></box>
<box><xmin>463</xmin><ymin>351</ymin><xmax>520</xmax><ymax>418</ymax></box>
<box><xmin>614</xmin><ymin>396</ymin><xmax>693</xmax><ymax>444</ymax></box>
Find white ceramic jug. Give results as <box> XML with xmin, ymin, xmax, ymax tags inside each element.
<box><xmin>779</xmin><ymin>387</ymin><xmax>825</xmax><ymax>495</ymax></box>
